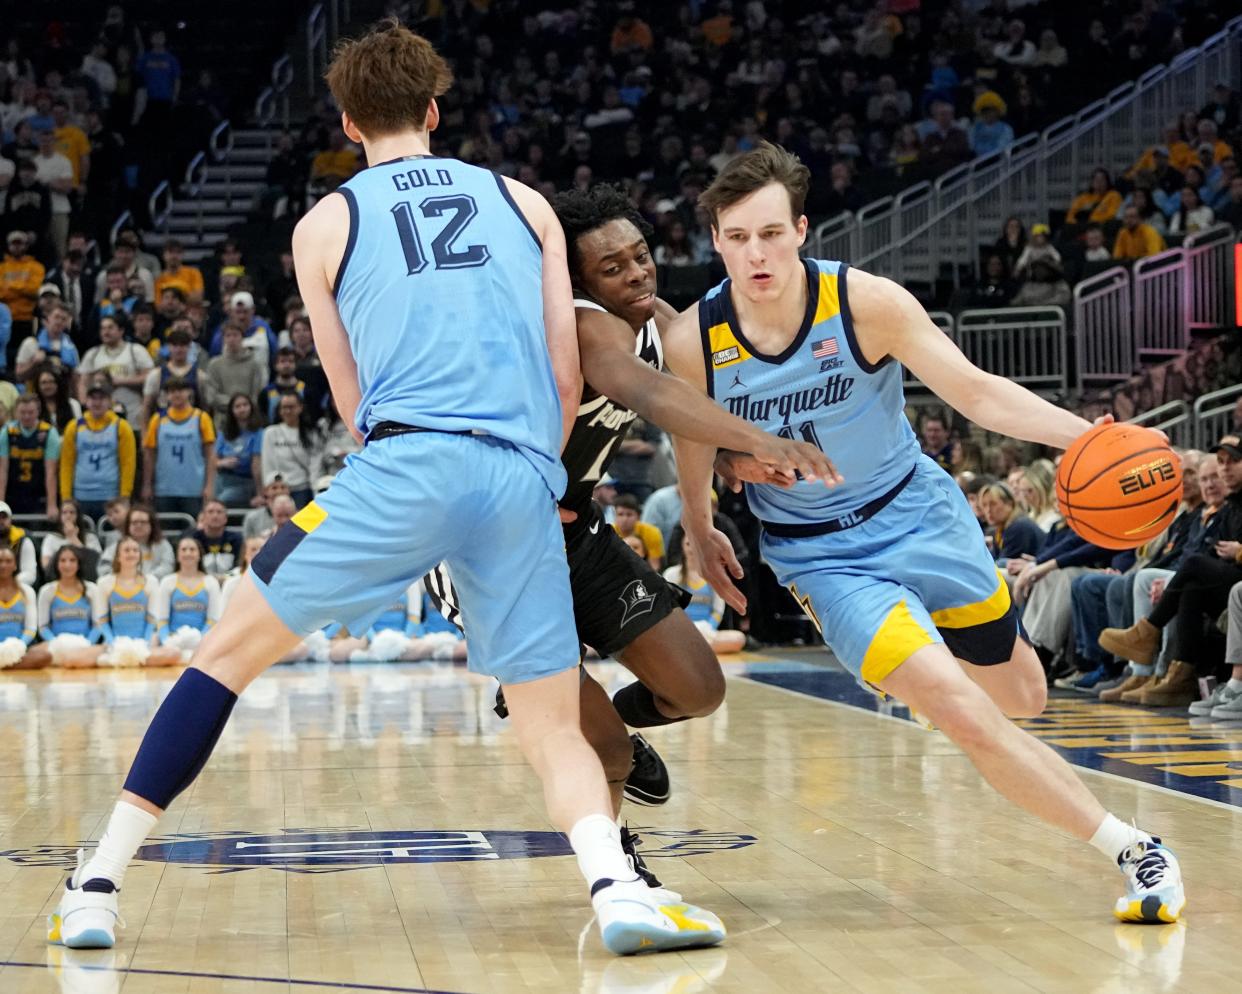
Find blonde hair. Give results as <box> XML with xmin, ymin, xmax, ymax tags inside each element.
<box><xmin>1018</xmin><ymin>460</ymin><xmax>1056</xmax><ymax>518</ymax></box>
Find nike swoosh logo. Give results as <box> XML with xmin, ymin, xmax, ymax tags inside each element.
<box><xmin>589</xmin><ymin>522</ymin><xmax>600</xmax><ymax>534</ymax></box>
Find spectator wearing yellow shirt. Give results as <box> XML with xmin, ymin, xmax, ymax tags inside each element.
<box><xmin>141</xmin><ymin>377</ymin><xmax>217</xmax><ymax>517</ymax></box>
<box><xmin>1128</xmin><ymin>125</ymin><xmax>1197</xmax><ymax>176</ymax></box>
<box><xmin>309</xmin><ymin>130</ymin><xmax>360</xmax><ymax>191</ymax></box>
<box><xmin>612</xmin><ymin>493</ymin><xmax>665</xmax><ymax>571</ymax></box>
<box><xmin>51</xmin><ymin>100</ymin><xmax>90</xmax><ymax>187</ymax></box>
<box><xmin>153</xmin><ymin>239</ymin><xmax>204</xmax><ymax>302</ymax></box>
<box><xmin>1113</xmin><ymin>205</ymin><xmax>1166</xmax><ymax>261</ymax></box>
<box><xmin>59</xmin><ymin>380</ymin><xmax>137</xmax><ymax>523</ymax></box>
<box><xmin>0</xmin><ymin>231</ymin><xmax>45</xmax><ymax>334</ymax></box>
<box><xmin>1066</xmin><ymin>167</ymin><xmax>1122</xmax><ymax>225</ymax></box>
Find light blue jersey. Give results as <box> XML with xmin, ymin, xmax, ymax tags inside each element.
<box><xmin>334</xmin><ymin>155</ymin><xmax>565</xmax><ymax>496</ymax></box>
<box><xmin>0</xmin><ymin>588</ymin><xmax>32</xmax><ymax>642</ymax></box>
<box><xmin>701</xmin><ymin>259</ymin><xmax>1017</xmax><ymax>687</ymax></box>
<box><xmin>73</xmin><ymin>417</ymin><xmax>120</xmax><ymax>500</ymax></box>
<box><xmin>700</xmin><ymin>259</ymin><xmax>920</xmax><ymax>526</ymax></box>
<box><xmin>44</xmin><ymin>585</ymin><xmax>94</xmax><ymax>640</ymax></box>
<box><xmin>168</xmin><ymin>581</ymin><xmax>212</xmax><ymax>632</ymax></box>
<box><xmin>151</xmin><ymin>409</ymin><xmax>211</xmax><ymax>497</ymax></box>
<box><xmin>104</xmin><ymin>579</ymin><xmax>152</xmax><ymax>640</ymax></box>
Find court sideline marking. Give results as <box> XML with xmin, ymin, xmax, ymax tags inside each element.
<box><xmin>736</xmin><ymin>671</ymin><xmax>1242</xmax><ymax>814</ymax></box>
<box><xmin>1</xmin><ymin>959</ymin><xmax>469</xmax><ymax>993</ymax></box>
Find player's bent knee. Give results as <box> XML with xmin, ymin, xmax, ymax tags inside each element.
<box><xmin>1003</xmin><ymin>675</ymin><xmax>1047</xmax><ymax>719</ymax></box>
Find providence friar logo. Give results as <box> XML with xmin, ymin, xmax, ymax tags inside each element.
<box><xmin>2</xmin><ymin>827</ymin><xmax>757</xmax><ymax>874</ymax></box>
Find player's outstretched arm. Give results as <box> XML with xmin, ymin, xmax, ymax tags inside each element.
<box><xmin>292</xmin><ymin>194</ymin><xmax>364</xmax><ymax>445</ymax></box>
<box><xmin>848</xmin><ymin>269</ymin><xmax>1091</xmax><ymax>450</ymax></box>
<box><xmin>663</xmin><ymin>305</ymin><xmax>748</xmax><ymax>613</ymax></box>
<box><xmin>585</xmin><ymin>303</ymin><xmax>839</xmax><ymax>484</ymax></box>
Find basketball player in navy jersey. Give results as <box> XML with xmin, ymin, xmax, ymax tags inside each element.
<box><xmin>664</xmin><ymin>143</ymin><xmax>1184</xmax><ymax>924</ymax></box>
<box><xmin>49</xmin><ymin>21</ymin><xmax>727</xmax><ymax>957</ymax></box>
<box><xmin>427</xmin><ymin>185</ymin><xmax>834</xmax><ymax>826</ymax></box>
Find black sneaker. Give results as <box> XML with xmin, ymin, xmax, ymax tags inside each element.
<box><xmin>624</xmin><ymin>733</ymin><xmax>671</xmax><ymax>806</ymax></box>
<box><xmin>620</xmin><ymin>825</ymin><xmax>663</xmax><ymax>889</ymax></box>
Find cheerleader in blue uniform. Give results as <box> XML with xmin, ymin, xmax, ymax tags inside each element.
<box><xmin>24</xmin><ymin>547</ymin><xmax>102</xmax><ymax>669</ymax></box>
<box><xmin>327</xmin><ymin>579</ymin><xmax>465</xmax><ymax>662</ymax></box>
<box><xmin>662</xmin><ymin>535</ymin><xmax>745</xmax><ymax>655</ymax></box>
<box><xmin>0</xmin><ymin>547</ymin><xmax>38</xmax><ymax>671</ymax></box>
<box><xmin>154</xmin><ymin>537</ymin><xmax>222</xmax><ymax>662</ymax></box>
<box><xmin>90</xmin><ymin>537</ymin><xmax>182</xmax><ymax>668</ymax></box>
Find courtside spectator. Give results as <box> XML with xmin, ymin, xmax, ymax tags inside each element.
<box><xmin>0</xmin><ymin>394</ymin><xmax>59</xmax><ymax>518</ymax></box>
<box><xmin>77</xmin><ymin>315</ymin><xmax>154</xmax><ymax>426</ymax></box>
<box><xmin>184</xmin><ymin>498</ymin><xmax>242</xmax><ymax>577</ymax></box>
<box><xmin>1114</xmin><ymin>204</ymin><xmax>1167</xmax><ymax>260</ymax></box>
<box><xmin>0</xmin><ymin>501</ymin><xmax>39</xmax><ymax>586</ymax></box>
<box><xmin>153</xmin><ymin>239</ymin><xmax>204</xmax><ymax>302</ymax></box>
<box><xmin>612</xmin><ymin>493</ymin><xmax>664</xmax><ymax>571</ymax></box>
<box><xmin>920</xmin><ymin>412</ymin><xmax>953</xmax><ymax>468</ymax></box>
<box><xmin>59</xmin><ymin>379</ymin><xmax>136</xmax><ymax>523</ymax></box>
<box><xmin>15</xmin><ymin>301</ymin><xmax>77</xmax><ymax>381</ymax></box>
<box><xmin>142</xmin><ymin>377</ymin><xmax>215</xmax><ymax>516</ymax></box>
<box><xmin>1066</xmin><ymin>168</ymin><xmax>1123</xmax><ymax>225</ymax></box>
<box><xmin>0</xmin><ymin>230</ymin><xmax>44</xmax><ymax>339</ymax></box>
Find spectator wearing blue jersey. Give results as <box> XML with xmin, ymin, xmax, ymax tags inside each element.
<box><xmin>141</xmin><ymin>377</ymin><xmax>217</xmax><ymax>517</ymax></box>
<box><xmin>327</xmin><ymin>579</ymin><xmax>465</xmax><ymax>662</ymax></box>
<box><xmin>59</xmin><ymin>379</ymin><xmax>137</xmax><ymax>525</ymax></box>
<box><xmin>215</xmin><ymin>394</ymin><xmax>264</xmax><ymax>507</ymax></box>
<box><xmin>260</xmin><ymin>349</ymin><xmax>307</xmax><ymax>423</ymax></box>
<box><xmin>969</xmin><ymin>92</ymin><xmax>1015</xmax><ymax>157</ymax></box>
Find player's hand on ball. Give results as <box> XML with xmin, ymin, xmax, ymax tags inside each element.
<box><xmin>691</xmin><ymin>526</ymin><xmax>747</xmax><ymax>614</ymax></box>
<box><xmin>714</xmin><ymin>450</ymin><xmax>796</xmax><ymax>491</ymax></box>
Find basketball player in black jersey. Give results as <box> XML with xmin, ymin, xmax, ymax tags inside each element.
<box><xmin>429</xmin><ymin>185</ymin><xmax>834</xmax><ymax>821</ymax></box>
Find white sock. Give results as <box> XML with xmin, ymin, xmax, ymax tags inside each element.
<box><xmin>1089</xmin><ymin>813</ymin><xmax>1152</xmax><ymax>863</ymax></box>
<box><xmin>1227</xmin><ymin>678</ymin><xmax>1242</xmax><ymax>692</ymax></box>
<box><xmin>82</xmin><ymin>801</ymin><xmax>159</xmax><ymax>888</ymax></box>
<box><xmin>569</xmin><ymin>814</ymin><xmax>636</xmax><ymax>890</ymax></box>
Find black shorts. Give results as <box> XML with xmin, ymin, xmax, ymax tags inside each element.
<box><xmin>566</xmin><ymin>502</ymin><xmax>685</xmax><ymax>658</ymax></box>
<box><xmin>424</xmin><ymin>501</ymin><xmax>685</xmax><ymax>658</ymax></box>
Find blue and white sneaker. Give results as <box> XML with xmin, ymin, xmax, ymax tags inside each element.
<box><xmin>1055</xmin><ymin>665</ymin><xmax>1110</xmax><ymax>693</ymax></box>
<box><xmin>48</xmin><ymin>849</ymin><xmax>121</xmax><ymax>949</ymax></box>
<box><xmin>593</xmin><ymin>878</ymin><xmax>725</xmax><ymax>955</ymax></box>
<box><xmin>1114</xmin><ymin>838</ymin><xmax>1185</xmax><ymax>924</ymax></box>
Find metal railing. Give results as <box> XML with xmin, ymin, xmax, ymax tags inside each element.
<box><xmin>109</xmin><ymin>209</ymin><xmax>132</xmax><ymax>248</ymax></box>
<box><xmin>1133</xmin><ymin>247</ymin><xmax>1189</xmax><ymax>357</ymax></box>
<box><xmin>810</xmin><ymin>15</ymin><xmax>1242</xmax><ymax>283</ymax></box>
<box><xmin>148</xmin><ymin>181</ymin><xmax>172</xmax><ymax>236</ymax></box>
<box><xmin>255</xmin><ymin>55</ymin><xmax>294</xmax><ymax>135</ymax></box>
<box><xmin>954</xmin><ymin>306</ymin><xmax>1068</xmax><ymax>391</ymax></box>
<box><xmin>1127</xmin><ymin>400</ymin><xmax>1193</xmax><ymax>449</ymax></box>
<box><xmin>1184</xmin><ymin>223</ymin><xmax>1235</xmax><ymax>331</ymax></box>
<box><xmin>1192</xmin><ymin>384</ymin><xmax>1242</xmax><ymax>451</ymax></box>
<box><xmin>307</xmin><ymin>4</ymin><xmax>329</xmax><ymax>96</ymax></box>
<box><xmin>1073</xmin><ymin>267</ymin><xmax>1134</xmax><ymax>383</ymax></box>
<box><xmin>209</xmin><ymin>120</ymin><xmax>234</xmax><ymax>207</ymax></box>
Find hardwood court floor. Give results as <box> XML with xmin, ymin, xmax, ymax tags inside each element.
<box><xmin>1</xmin><ymin>652</ymin><xmax>1241</xmax><ymax>994</ymax></box>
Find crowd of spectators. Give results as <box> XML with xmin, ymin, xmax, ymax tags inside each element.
<box><xmin>961</xmin><ymin>80</ymin><xmax>1239</xmax><ymax>312</ymax></box>
<box><xmin>936</xmin><ymin>405</ymin><xmax>1242</xmax><ymax>719</ymax></box>
<box><xmin>260</xmin><ymin>0</ymin><xmax>1211</xmax><ymax>290</ymax></box>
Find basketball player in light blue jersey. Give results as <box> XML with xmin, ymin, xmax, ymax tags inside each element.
<box><xmin>664</xmin><ymin>143</ymin><xmax>1185</xmax><ymax>925</ymax></box>
<box><xmin>50</xmin><ymin>20</ymin><xmax>724</xmax><ymax>956</ymax></box>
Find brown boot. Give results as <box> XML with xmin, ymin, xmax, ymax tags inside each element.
<box><xmin>1101</xmin><ymin>672</ymin><xmax>1154</xmax><ymax>703</ymax></box>
<box><xmin>1098</xmin><ymin>618</ymin><xmax>1161</xmax><ymax>666</ymax></box>
<box><xmin>1121</xmin><ymin>671</ymin><xmax>1162</xmax><ymax>703</ymax></box>
<box><xmin>1135</xmin><ymin>661</ymin><xmax>1199</xmax><ymax>707</ymax></box>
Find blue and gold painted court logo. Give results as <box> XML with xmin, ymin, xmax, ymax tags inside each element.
<box><xmin>2</xmin><ymin>828</ymin><xmax>756</xmax><ymax>874</ymax></box>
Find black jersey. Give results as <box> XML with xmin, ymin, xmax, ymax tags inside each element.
<box><xmin>559</xmin><ymin>298</ymin><xmax>663</xmax><ymax>530</ymax></box>
<box><xmin>5</xmin><ymin>421</ymin><xmax>54</xmax><ymax>514</ymax></box>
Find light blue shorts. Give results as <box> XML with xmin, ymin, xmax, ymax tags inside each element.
<box><xmin>761</xmin><ymin>455</ymin><xmax>1019</xmax><ymax>688</ymax></box>
<box><xmin>250</xmin><ymin>431</ymin><xmax>579</xmax><ymax>685</ymax></box>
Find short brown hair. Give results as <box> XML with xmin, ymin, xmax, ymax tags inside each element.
<box><xmin>699</xmin><ymin>141</ymin><xmax>811</xmax><ymax>229</ymax></box>
<box><xmin>325</xmin><ymin>19</ymin><xmax>453</xmax><ymax>138</ymax></box>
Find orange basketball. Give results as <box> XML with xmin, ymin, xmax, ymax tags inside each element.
<box><xmin>1055</xmin><ymin>423</ymin><xmax>1183</xmax><ymax>550</ymax></box>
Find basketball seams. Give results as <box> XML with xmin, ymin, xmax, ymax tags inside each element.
<box><xmin>1055</xmin><ymin>423</ymin><xmax>1183</xmax><ymax>550</ymax></box>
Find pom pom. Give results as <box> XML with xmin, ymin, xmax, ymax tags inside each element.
<box><xmin>99</xmin><ymin>636</ymin><xmax>151</xmax><ymax>668</ymax></box>
<box><xmin>0</xmin><ymin>637</ymin><xmax>28</xmax><ymax>669</ymax></box>
<box><xmin>46</xmin><ymin>633</ymin><xmax>91</xmax><ymax>665</ymax></box>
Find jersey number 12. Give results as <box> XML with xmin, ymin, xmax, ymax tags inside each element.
<box><xmin>391</xmin><ymin>195</ymin><xmax>491</xmax><ymax>274</ymax></box>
